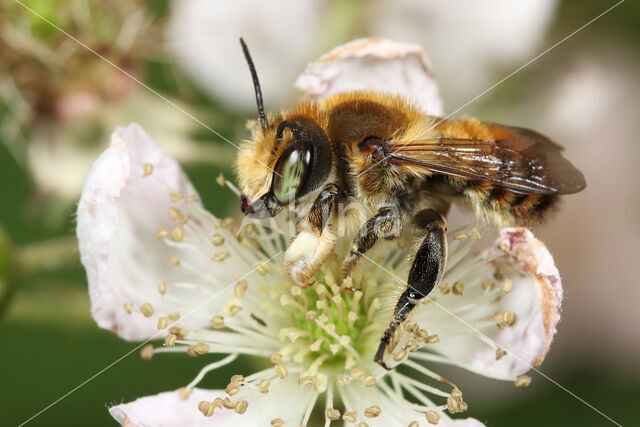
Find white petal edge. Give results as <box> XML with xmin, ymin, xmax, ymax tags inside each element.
<box><xmin>413</xmin><ymin>227</ymin><xmax>563</xmax><ymax>379</ymax></box>
<box><xmin>76</xmin><ymin>124</ymin><xmax>208</xmax><ymax>340</ymax></box>
<box><xmin>109</xmin><ymin>388</ymin><xmax>232</xmax><ymax>426</ymax></box>
<box><xmin>295</xmin><ymin>37</ymin><xmax>444</xmax><ymax>116</ymax></box>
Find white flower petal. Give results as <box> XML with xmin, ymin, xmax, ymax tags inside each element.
<box><xmin>109</xmin><ymin>388</ymin><xmax>231</xmax><ymax>426</ymax></box>
<box><xmin>414</xmin><ymin>228</ymin><xmax>562</xmax><ymax>379</ymax></box>
<box><xmin>295</xmin><ymin>38</ymin><xmax>443</xmax><ymax>116</ymax></box>
<box><xmin>77</xmin><ymin>124</ymin><xmax>221</xmax><ymax>340</ymax></box>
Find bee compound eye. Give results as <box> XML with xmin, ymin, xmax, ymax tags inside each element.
<box><xmin>272</xmin><ymin>146</ymin><xmax>312</xmax><ymax>204</ymax></box>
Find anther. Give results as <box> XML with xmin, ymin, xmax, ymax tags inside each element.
<box><xmin>350</xmin><ymin>368</ymin><xmax>364</xmax><ymax>379</ymax></box>
<box><xmin>496</xmin><ymin>348</ymin><xmax>507</xmax><ymax>360</ymax></box>
<box><xmin>213</xmin><ymin>252</ymin><xmax>230</xmax><ymax>262</ymax></box>
<box><xmin>364</xmin><ymin>405</ymin><xmax>381</xmax><ymax>418</ymax></box>
<box><xmin>140</xmin><ymin>303</ymin><xmax>154</xmax><ymax>317</ymax></box>
<box><xmin>234</xmin><ymin>280</ymin><xmax>248</xmax><ymax>297</ymax></box>
<box><xmin>212</xmin><ymin>233</ymin><xmax>225</xmax><ymax>246</ymax></box>
<box><xmin>123</xmin><ymin>302</ymin><xmax>133</xmax><ymax>314</ymax></box>
<box><xmin>157</xmin><ymin>282</ymin><xmax>167</xmax><ymax>295</ymax></box>
<box><xmin>170</xmin><ymin>192</ymin><xmax>183</xmax><ymax>202</ymax></box>
<box><xmin>425</xmin><ymin>410</ymin><xmax>440</xmax><ymax>424</ymax></box>
<box><xmin>198</xmin><ymin>401</ymin><xmax>215</xmax><ymax>417</ymax></box>
<box><xmin>270</xmin><ymin>418</ymin><xmax>284</xmax><ymax>426</ymax></box>
<box><xmin>235</xmin><ymin>400</ymin><xmax>249</xmax><ymax>414</ymax></box>
<box><xmin>169</xmin><ymin>256</ymin><xmax>180</xmax><ymax>266</ymax></box>
<box><xmin>299</xmin><ymin>376</ymin><xmax>314</xmax><ymax>387</ymax></box>
<box><xmin>515</xmin><ymin>375</ymin><xmax>532</xmax><ymax>388</ymax></box>
<box><xmin>305</xmin><ymin>310</ymin><xmax>317</xmax><ymax>322</ymax></box>
<box><xmin>325</xmin><ymin>408</ymin><xmax>341</xmax><ymax>421</ymax></box>
<box><xmin>453</xmin><ymin>231</ymin><xmax>468</xmax><ymax>240</ymax></box>
<box><xmin>140</xmin><ymin>344</ymin><xmax>154</xmax><ymax>360</ymax></box>
<box><xmin>452</xmin><ymin>281</ymin><xmax>465</xmax><ymax>296</ymax></box>
<box><xmin>275</xmin><ymin>364</ymin><xmax>288</xmax><ymax>379</ymax></box>
<box><xmin>211</xmin><ymin>315</ymin><xmax>225</xmax><ymax>329</ymax></box>
<box><xmin>171</xmin><ymin>227</ymin><xmax>185</xmax><ymax>242</ymax></box>
<box><xmin>258</xmin><ymin>379</ymin><xmax>270</xmax><ymax>393</ymax></box>
<box><xmin>165</xmin><ymin>333</ymin><xmax>177</xmax><ymax>347</ymax></box>
<box><xmin>427</xmin><ymin>334</ymin><xmax>440</xmax><ymax>344</ymax></box>
<box><xmin>314</xmin><ymin>373</ymin><xmax>328</xmax><ymax>392</ymax></box>
<box><xmin>501</xmin><ymin>279</ymin><xmax>513</xmax><ymax>293</ymax></box>
<box><xmin>143</xmin><ymin>163</ymin><xmax>153</xmax><ymax>177</ymax></box>
<box><xmin>156</xmin><ymin>229</ymin><xmax>168</xmax><ymax>239</ymax></box>
<box><xmin>195</xmin><ymin>342</ymin><xmax>211</xmax><ymax>354</ymax></box>
<box><xmin>270</xmin><ymin>353</ymin><xmax>283</xmax><ymax>364</ymax></box>
<box><xmin>482</xmin><ymin>279</ymin><xmax>495</xmax><ymax>291</ymax></box>
<box><xmin>157</xmin><ymin>316</ymin><xmax>168</xmax><ymax>329</ymax></box>
<box><xmin>343</xmin><ymin>411</ymin><xmax>357</xmax><ymax>423</ymax></box>
<box><xmin>363</xmin><ymin>374</ymin><xmax>376</xmax><ymax>387</ymax></box>
<box><xmin>470</xmin><ymin>228</ymin><xmax>482</xmax><ymax>240</ymax></box>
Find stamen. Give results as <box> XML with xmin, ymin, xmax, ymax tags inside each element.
<box><xmin>140</xmin><ymin>303</ymin><xmax>154</xmax><ymax>317</ymax></box>
<box><xmin>515</xmin><ymin>375</ymin><xmax>532</xmax><ymax>388</ymax></box>
<box><xmin>157</xmin><ymin>282</ymin><xmax>167</xmax><ymax>295</ymax></box>
<box><xmin>143</xmin><ymin>163</ymin><xmax>153</xmax><ymax>176</ymax></box>
<box><xmin>140</xmin><ymin>344</ymin><xmax>154</xmax><ymax>360</ymax></box>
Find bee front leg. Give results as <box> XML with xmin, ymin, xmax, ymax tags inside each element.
<box><xmin>375</xmin><ymin>209</ymin><xmax>447</xmax><ymax>369</ymax></box>
<box><xmin>341</xmin><ymin>206</ymin><xmax>402</xmax><ymax>278</ymax></box>
<box><xmin>284</xmin><ymin>183</ymin><xmax>344</xmax><ymax>286</ymax></box>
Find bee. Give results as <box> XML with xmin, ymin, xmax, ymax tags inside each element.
<box><xmin>235</xmin><ymin>39</ymin><xmax>586</xmax><ymax>369</ymax></box>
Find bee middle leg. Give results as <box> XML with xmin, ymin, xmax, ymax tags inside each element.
<box><xmin>341</xmin><ymin>206</ymin><xmax>402</xmax><ymax>278</ymax></box>
<box><xmin>374</xmin><ymin>209</ymin><xmax>447</xmax><ymax>369</ymax></box>
<box><xmin>284</xmin><ymin>183</ymin><xmax>345</xmax><ymax>286</ymax></box>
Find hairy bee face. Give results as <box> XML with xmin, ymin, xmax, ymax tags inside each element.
<box><xmin>236</xmin><ymin>117</ymin><xmax>332</xmax><ymax>219</ymax></box>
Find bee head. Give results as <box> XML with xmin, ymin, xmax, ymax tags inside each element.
<box><xmin>235</xmin><ymin>39</ymin><xmax>332</xmax><ymax>219</ymax></box>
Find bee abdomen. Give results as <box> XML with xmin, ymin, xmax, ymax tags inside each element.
<box><xmin>474</xmin><ymin>185</ymin><xmax>557</xmax><ymax>225</ymax></box>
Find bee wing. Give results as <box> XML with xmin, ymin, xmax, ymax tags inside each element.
<box><xmin>387</xmin><ymin>124</ymin><xmax>586</xmax><ymax>195</ymax></box>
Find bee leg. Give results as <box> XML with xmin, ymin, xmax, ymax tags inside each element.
<box><xmin>284</xmin><ymin>183</ymin><xmax>344</xmax><ymax>286</ymax></box>
<box><xmin>341</xmin><ymin>206</ymin><xmax>402</xmax><ymax>278</ymax></box>
<box><xmin>375</xmin><ymin>209</ymin><xmax>447</xmax><ymax>369</ymax></box>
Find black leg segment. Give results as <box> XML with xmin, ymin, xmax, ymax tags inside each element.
<box><xmin>374</xmin><ymin>209</ymin><xmax>447</xmax><ymax>369</ymax></box>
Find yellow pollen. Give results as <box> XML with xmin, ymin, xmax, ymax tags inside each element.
<box><xmin>275</xmin><ymin>364</ymin><xmax>288</xmax><ymax>379</ymax></box>
<box><xmin>157</xmin><ymin>282</ymin><xmax>167</xmax><ymax>295</ymax></box>
<box><xmin>165</xmin><ymin>334</ymin><xmax>177</xmax><ymax>347</ymax></box>
<box><xmin>168</xmin><ymin>312</ymin><xmax>180</xmax><ymax>322</ymax></box>
<box><xmin>496</xmin><ymin>348</ymin><xmax>507</xmax><ymax>360</ymax></box>
<box><xmin>157</xmin><ymin>316</ymin><xmax>168</xmax><ymax>329</ymax></box>
<box><xmin>156</xmin><ymin>228</ymin><xmax>169</xmax><ymax>239</ymax></box>
<box><xmin>501</xmin><ymin>279</ymin><xmax>513</xmax><ymax>293</ymax></box>
<box><xmin>213</xmin><ymin>251</ymin><xmax>230</xmax><ymax>262</ymax></box>
<box><xmin>364</xmin><ymin>405</ymin><xmax>381</xmax><ymax>418</ymax></box>
<box><xmin>187</xmin><ymin>345</ymin><xmax>197</xmax><ymax>357</ymax></box>
<box><xmin>234</xmin><ymin>280</ymin><xmax>248</xmax><ymax>297</ymax></box>
<box><xmin>212</xmin><ymin>233</ymin><xmax>225</xmax><ymax>246</ymax></box>
<box><xmin>195</xmin><ymin>342</ymin><xmax>211</xmax><ymax>354</ymax></box>
<box><xmin>453</xmin><ymin>231</ymin><xmax>468</xmax><ymax>240</ymax></box>
<box><xmin>222</xmin><ymin>397</ymin><xmax>235</xmax><ymax>409</ymax></box>
<box><xmin>168</xmin><ymin>207</ymin><xmax>181</xmax><ymax>220</ymax></box>
<box><xmin>343</xmin><ymin>411</ymin><xmax>357</xmax><ymax>423</ymax></box>
<box><xmin>427</xmin><ymin>334</ymin><xmax>440</xmax><ymax>344</ymax></box>
<box><xmin>451</xmin><ymin>388</ymin><xmax>463</xmax><ymax>399</ymax></box>
<box><xmin>123</xmin><ymin>302</ymin><xmax>133</xmax><ymax>314</ymax></box>
<box><xmin>213</xmin><ymin>397</ymin><xmax>223</xmax><ymax>408</ymax></box>
<box><xmin>140</xmin><ymin>303</ymin><xmax>154</xmax><ymax>317</ymax></box>
<box><xmin>270</xmin><ymin>418</ymin><xmax>284</xmax><ymax>426</ymax></box>
<box><xmin>452</xmin><ymin>281</ymin><xmax>465</xmax><ymax>296</ymax></box>
<box><xmin>230</xmin><ymin>374</ymin><xmax>244</xmax><ymax>385</ymax></box>
<box><xmin>393</xmin><ymin>348</ymin><xmax>407</xmax><ymax>362</ymax></box>
<box><xmin>470</xmin><ymin>228</ymin><xmax>482</xmax><ymax>240</ymax></box>
<box><xmin>315</xmin><ymin>373</ymin><xmax>328</xmax><ymax>392</ymax></box>
<box><xmin>170</xmin><ymin>192</ymin><xmax>183</xmax><ymax>202</ymax></box>
<box><xmin>140</xmin><ymin>344</ymin><xmax>154</xmax><ymax>360</ymax></box>
<box><xmin>171</xmin><ymin>227</ymin><xmax>185</xmax><ymax>242</ymax></box>
<box><xmin>235</xmin><ymin>400</ymin><xmax>249</xmax><ymax>414</ymax></box>
<box><xmin>515</xmin><ymin>375</ymin><xmax>532</xmax><ymax>388</ymax></box>
<box><xmin>409</xmin><ymin>422</ymin><xmax>420</xmax><ymax>427</ymax></box>
<box><xmin>259</xmin><ymin>379</ymin><xmax>270</xmax><ymax>393</ymax></box>
<box><xmin>502</xmin><ymin>310</ymin><xmax>517</xmax><ymax>326</ymax></box>
<box><xmin>178</xmin><ymin>387</ymin><xmax>192</xmax><ymax>399</ymax></box>
<box><xmin>363</xmin><ymin>374</ymin><xmax>376</xmax><ymax>387</ymax></box>
<box><xmin>143</xmin><ymin>163</ymin><xmax>153</xmax><ymax>176</ymax></box>
<box><xmin>198</xmin><ymin>401</ymin><xmax>215</xmax><ymax>417</ymax></box>
<box><xmin>225</xmin><ymin>383</ymin><xmax>240</xmax><ymax>396</ymax></box>
<box><xmin>300</xmin><ymin>376</ymin><xmax>314</xmax><ymax>387</ymax></box>
<box><xmin>169</xmin><ymin>256</ymin><xmax>180</xmax><ymax>266</ymax></box>
<box><xmin>482</xmin><ymin>278</ymin><xmax>495</xmax><ymax>291</ymax></box>
<box><xmin>350</xmin><ymin>368</ymin><xmax>364</xmax><ymax>379</ymax></box>
<box><xmin>325</xmin><ymin>408</ymin><xmax>341</xmax><ymax>421</ymax></box>
<box><xmin>439</xmin><ymin>283</ymin><xmax>451</xmax><ymax>295</ymax></box>
<box><xmin>425</xmin><ymin>410</ymin><xmax>440</xmax><ymax>424</ymax></box>
<box><xmin>211</xmin><ymin>315</ymin><xmax>225</xmax><ymax>329</ymax></box>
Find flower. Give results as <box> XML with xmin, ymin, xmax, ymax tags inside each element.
<box><xmin>77</xmin><ymin>39</ymin><xmax>564</xmax><ymax>426</ymax></box>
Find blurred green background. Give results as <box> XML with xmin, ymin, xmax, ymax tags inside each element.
<box><xmin>1</xmin><ymin>0</ymin><xmax>638</xmax><ymax>425</ymax></box>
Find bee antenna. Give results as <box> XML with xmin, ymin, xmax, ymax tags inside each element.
<box><xmin>240</xmin><ymin>37</ymin><xmax>268</xmax><ymax>132</ymax></box>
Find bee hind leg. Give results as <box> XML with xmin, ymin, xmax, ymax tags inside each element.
<box><xmin>375</xmin><ymin>209</ymin><xmax>447</xmax><ymax>369</ymax></box>
<box><xmin>341</xmin><ymin>206</ymin><xmax>402</xmax><ymax>278</ymax></box>
<box><xmin>284</xmin><ymin>183</ymin><xmax>344</xmax><ymax>287</ymax></box>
